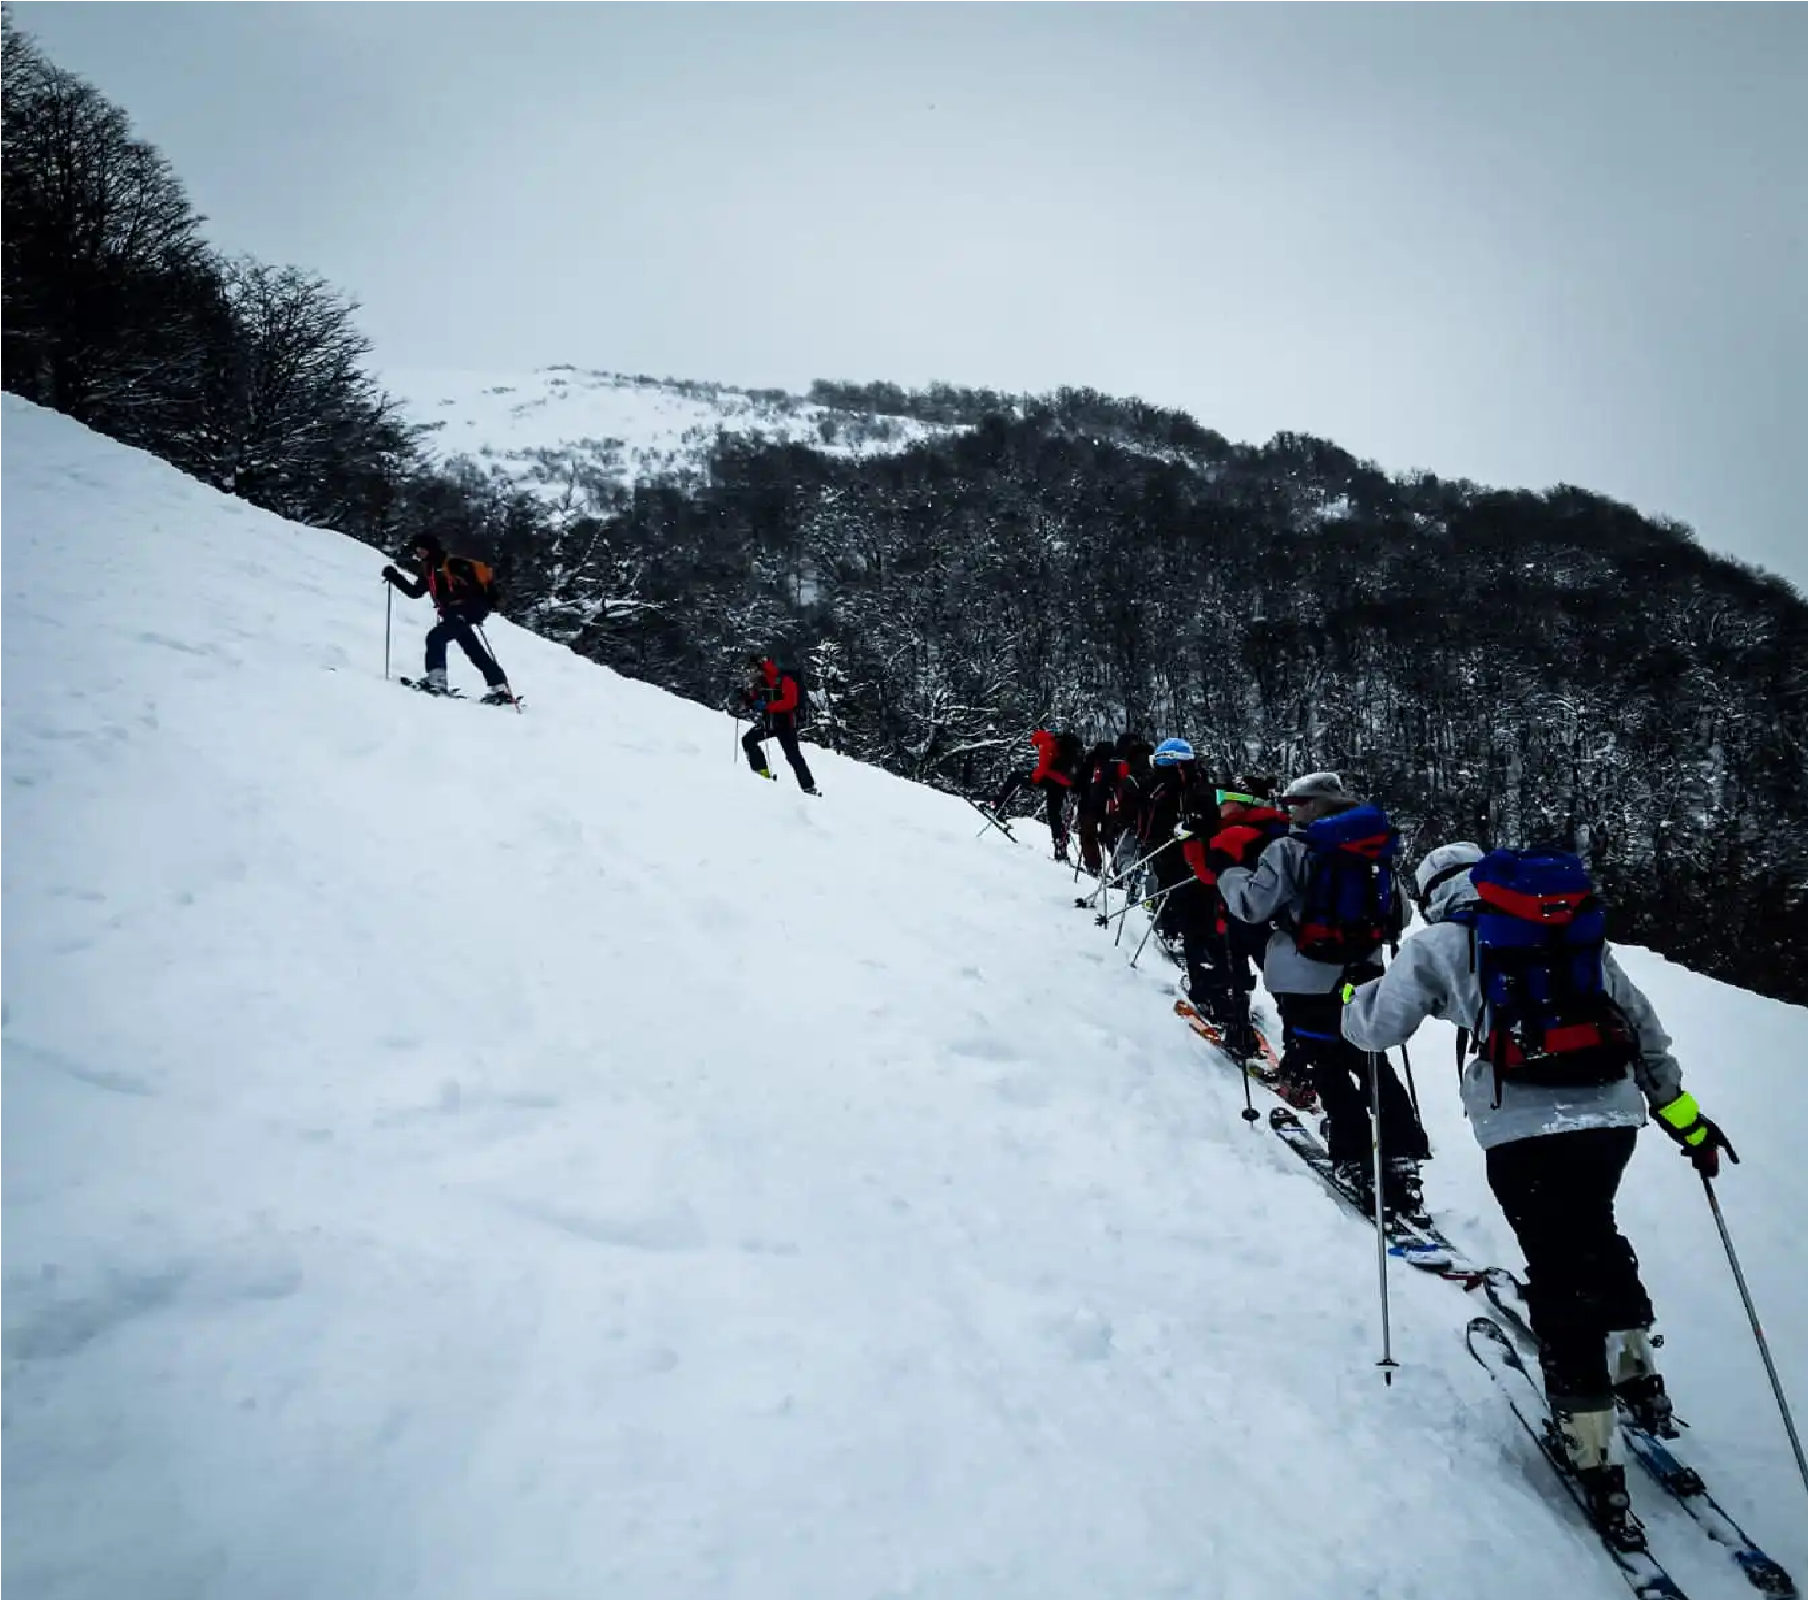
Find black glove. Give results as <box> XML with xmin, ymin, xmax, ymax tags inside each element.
<box><xmin>1657</xmin><ymin>1093</ymin><xmax>1739</xmax><ymax>1179</ymax></box>
<box><xmin>381</xmin><ymin>565</ymin><xmax>400</xmax><ymax>586</ymax></box>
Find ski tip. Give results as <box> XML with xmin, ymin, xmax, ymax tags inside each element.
<box><xmin>1735</xmin><ymin>1554</ymin><xmax>1799</xmax><ymax>1599</ymax></box>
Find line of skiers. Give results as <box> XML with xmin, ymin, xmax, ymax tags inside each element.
<box><xmin>381</xmin><ymin>549</ymin><xmax>1763</xmax><ymax>1549</ymax></box>
<box><xmin>991</xmin><ymin>725</ymin><xmax>1736</xmax><ymax>1547</ymax></box>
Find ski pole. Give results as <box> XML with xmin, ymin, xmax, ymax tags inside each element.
<box><xmin>383</xmin><ymin>584</ymin><xmax>392</xmax><ymax>681</ymax></box>
<box><xmin>474</xmin><ymin>623</ymin><xmax>521</xmax><ymax>713</ymax></box>
<box><xmin>1383</xmin><ymin>943</ymin><xmax>1423</xmax><ymax>1123</ymax></box>
<box><xmin>1699</xmin><ymin>1171</ymin><xmax>1808</xmax><ymax>1503</ymax></box>
<box><xmin>969</xmin><ymin>796</ymin><xmax>1018</xmax><ymax>843</ymax></box>
<box><xmin>1081</xmin><ymin>835</ymin><xmax>1182</xmax><ymax>908</ymax></box>
<box><xmin>1128</xmin><ymin>886</ymin><xmax>1186</xmax><ymax>966</ymax></box>
<box><xmin>1106</xmin><ymin>879</ymin><xmax>1181</xmax><ymax>931</ymax></box>
<box><xmin>1368</xmin><ymin>1051</ymin><xmax>1398</xmax><ymax>1384</ymax></box>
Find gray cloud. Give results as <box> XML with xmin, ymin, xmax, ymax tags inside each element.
<box><xmin>15</xmin><ymin>2</ymin><xmax>1805</xmax><ymax>590</ymax></box>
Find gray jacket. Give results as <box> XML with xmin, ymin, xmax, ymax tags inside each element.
<box><xmin>1218</xmin><ymin>833</ymin><xmax>1406</xmax><ymax>995</ymax></box>
<box><xmin>1340</xmin><ymin>871</ymin><xmax>1687</xmax><ymax>1151</ymax></box>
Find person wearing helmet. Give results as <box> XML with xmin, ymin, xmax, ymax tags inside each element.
<box><xmin>1214</xmin><ymin>771</ymin><xmax>1428</xmax><ymax>1215</ymax></box>
<box><xmin>1342</xmin><ymin>842</ymin><xmax>1733</xmax><ymax>1545</ymax></box>
<box><xmin>1136</xmin><ymin>739</ymin><xmax>1238</xmax><ymax>1023</ymax></box>
<box><xmin>382</xmin><ymin>534</ymin><xmax>514</xmax><ymax>704</ymax></box>
<box><xmin>991</xmin><ymin>728</ymin><xmax>1084</xmax><ymax>860</ymax></box>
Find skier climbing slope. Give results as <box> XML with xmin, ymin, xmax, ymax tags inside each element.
<box><xmin>4</xmin><ymin>396</ymin><xmax>1804</xmax><ymax>1599</ymax></box>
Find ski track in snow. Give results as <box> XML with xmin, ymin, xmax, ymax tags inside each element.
<box><xmin>3</xmin><ymin>394</ymin><xmax>1804</xmax><ymax>1600</ymax></box>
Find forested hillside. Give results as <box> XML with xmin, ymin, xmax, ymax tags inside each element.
<box><xmin>513</xmin><ymin>408</ymin><xmax>1807</xmax><ymax>1004</ymax></box>
<box><xmin>6</xmin><ymin>10</ymin><xmax>1804</xmax><ymax>1002</ymax></box>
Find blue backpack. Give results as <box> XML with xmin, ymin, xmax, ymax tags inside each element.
<box><xmin>1447</xmin><ymin>849</ymin><xmax>1637</xmax><ymax>1096</ymax></box>
<box><xmin>1295</xmin><ymin>804</ymin><xmax>1402</xmax><ymax>965</ymax></box>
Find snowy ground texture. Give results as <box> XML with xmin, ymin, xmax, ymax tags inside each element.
<box><xmin>4</xmin><ymin>394</ymin><xmax>1805</xmax><ymax>1600</ymax></box>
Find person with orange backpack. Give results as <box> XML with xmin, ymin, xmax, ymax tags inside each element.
<box><xmin>382</xmin><ymin>534</ymin><xmax>514</xmax><ymax>705</ymax></box>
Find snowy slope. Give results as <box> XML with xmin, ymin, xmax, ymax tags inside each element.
<box><xmin>386</xmin><ymin>366</ymin><xmax>949</xmax><ymax>502</ymax></box>
<box><xmin>4</xmin><ymin>395</ymin><xmax>1804</xmax><ymax>1600</ymax></box>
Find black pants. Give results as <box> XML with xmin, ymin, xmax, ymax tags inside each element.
<box><xmin>1276</xmin><ymin>991</ymin><xmax>1428</xmax><ymax>1164</ymax></box>
<box><xmin>1486</xmin><ymin>1127</ymin><xmax>1652</xmax><ymax>1405</ymax></box>
<box><xmin>744</xmin><ymin>714</ymin><xmax>815</xmax><ymax>789</ymax></box>
<box><xmin>996</xmin><ymin>771</ymin><xmax>1070</xmax><ymax>852</ymax></box>
<box><xmin>426</xmin><ymin>611</ymin><xmax>504</xmax><ymax>687</ymax></box>
<box><xmin>1151</xmin><ymin>852</ymin><xmax>1229</xmax><ymax>1012</ymax></box>
<box><xmin>1078</xmin><ymin>807</ymin><xmax>1105</xmax><ymax>873</ymax></box>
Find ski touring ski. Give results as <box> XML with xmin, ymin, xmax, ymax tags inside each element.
<box><xmin>1467</xmin><ymin>1316</ymin><xmax>1689</xmax><ymax>1599</ymax></box>
<box><xmin>966</xmin><ymin>795</ymin><xmax>1019</xmax><ymax>843</ymax></box>
<box><xmin>1485</xmin><ymin>1303</ymin><xmax>1799</xmax><ymax>1597</ymax></box>
<box><xmin>1173</xmin><ymin>997</ymin><xmax>1286</xmax><ymax>1078</ymax></box>
<box><xmin>1267</xmin><ymin>1105</ymin><xmax>1444</xmax><ymax>1257</ymax></box>
<box><xmin>1475</xmin><ymin>1281</ymin><xmax>1798</xmax><ymax>1594</ymax></box>
<box><xmin>1616</xmin><ymin>1424</ymin><xmax>1798</xmax><ymax>1597</ymax></box>
<box><xmin>398</xmin><ymin>677</ymin><xmax>523</xmax><ymax>709</ymax></box>
<box><xmin>1264</xmin><ymin>1106</ymin><xmax>1546</xmax><ymax>1329</ymax></box>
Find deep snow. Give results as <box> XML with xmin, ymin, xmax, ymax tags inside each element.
<box><xmin>3</xmin><ymin>395</ymin><xmax>1803</xmax><ymax>1600</ymax></box>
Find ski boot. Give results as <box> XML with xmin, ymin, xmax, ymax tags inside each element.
<box><xmin>1333</xmin><ymin>1159</ymin><xmax>1376</xmax><ymax>1211</ymax></box>
<box><xmin>1271</xmin><ymin>1073</ymin><xmax>1317</xmax><ymax>1110</ymax></box>
<box><xmin>1221</xmin><ymin>1018</ymin><xmax>1262</xmax><ymax>1063</ymax></box>
<box><xmin>480</xmin><ymin>683</ymin><xmax>515</xmax><ymax>707</ymax></box>
<box><xmin>1551</xmin><ymin>1402</ymin><xmax>1645</xmax><ymax>1551</ymax></box>
<box><xmin>1608</xmin><ymin>1329</ymin><xmax>1677</xmax><ymax>1437</ymax></box>
<box><xmin>413</xmin><ymin>667</ymin><xmax>452</xmax><ymax>696</ymax></box>
<box><xmin>1382</xmin><ymin>1157</ymin><xmax>1428</xmax><ymax>1223</ymax></box>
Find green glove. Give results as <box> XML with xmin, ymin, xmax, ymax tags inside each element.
<box><xmin>1656</xmin><ymin>1093</ymin><xmax>1738</xmax><ymax>1178</ymax></box>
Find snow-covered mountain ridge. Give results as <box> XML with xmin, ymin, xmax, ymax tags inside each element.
<box><xmin>4</xmin><ymin>395</ymin><xmax>1804</xmax><ymax>1600</ymax></box>
<box><xmin>384</xmin><ymin>365</ymin><xmax>957</xmax><ymax>510</ymax></box>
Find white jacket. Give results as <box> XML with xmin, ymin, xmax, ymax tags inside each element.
<box><xmin>1340</xmin><ymin>870</ymin><xmax>1687</xmax><ymax>1151</ymax></box>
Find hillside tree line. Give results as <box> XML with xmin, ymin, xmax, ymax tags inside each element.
<box><xmin>6</xmin><ymin>12</ymin><xmax>1804</xmax><ymax>1003</ymax></box>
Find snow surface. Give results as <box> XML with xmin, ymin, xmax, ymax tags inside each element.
<box><xmin>385</xmin><ymin>366</ymin><xmax>947</xmax><ymax>500</ymax></box>
<box><xmin>4</xmin><ymin>394</ymin><xmax>1805</xmax><ymax>1600</ymax></box>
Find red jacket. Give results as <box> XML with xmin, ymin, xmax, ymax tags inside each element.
<box><xmin>1029</xmin><ymin>730</ymin><xmax>1073</xmax><ymax>788</ymax></box>
<box><xmin>752</xmin><ymin>658</ymin><xmax>800</xmax><ymax>717</ymax></box>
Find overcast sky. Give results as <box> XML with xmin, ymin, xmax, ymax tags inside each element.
<box><xmin>15</xmin><ymin>3</ymin><xmax>1806</xmax><ymax>590</ymax></box>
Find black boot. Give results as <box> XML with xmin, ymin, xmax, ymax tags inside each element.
<box><xmin>1576</xmin><ymin>1465</ymin><xmax>1644</xmax><ymax>1551</ymax></box>
<box><xmin>1382</xmin><ymin>1157</ymin><xmax>1428</xmax><ymax>1223</ymax></box>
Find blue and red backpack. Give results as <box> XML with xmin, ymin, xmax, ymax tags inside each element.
<box><xmin>1294</xmin><ymin>804</ymin><xmax>1402</xmax><ymax>964</ymax></box>
<box><xmin>1447</xmin><ymin>848</ymin><xmax>1637</xmax><ymax>1098</ymax></box>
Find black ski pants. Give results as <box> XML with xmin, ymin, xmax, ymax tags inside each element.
<box><xmin>1486</xmin><ymin>1126</ymin><xmax>1653</xmax><ymax>1406</ymax></box>
<box><xmin>744</xmin><ymin>713</ymin><xmax>815</xmax><ymax>790</ymax></box>
<box><xmin>1276</xmin><ymin>991</ymin><xmax>1428</xmax><ymax>1165</ymax></box>
<box><xmin>426</xmin><ymin>609</ymin><xmax>505</xmax><ymax>687</ymax></box>
<box><xmin>995</xmin><ymin>771</ymin><xmax>1071</xmax><ymax>853</ymax></box>
<box><xmin>1151</xmin><ymin>850</ymin><xmax>1231</xmax><ymax>1015</ymax></box>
